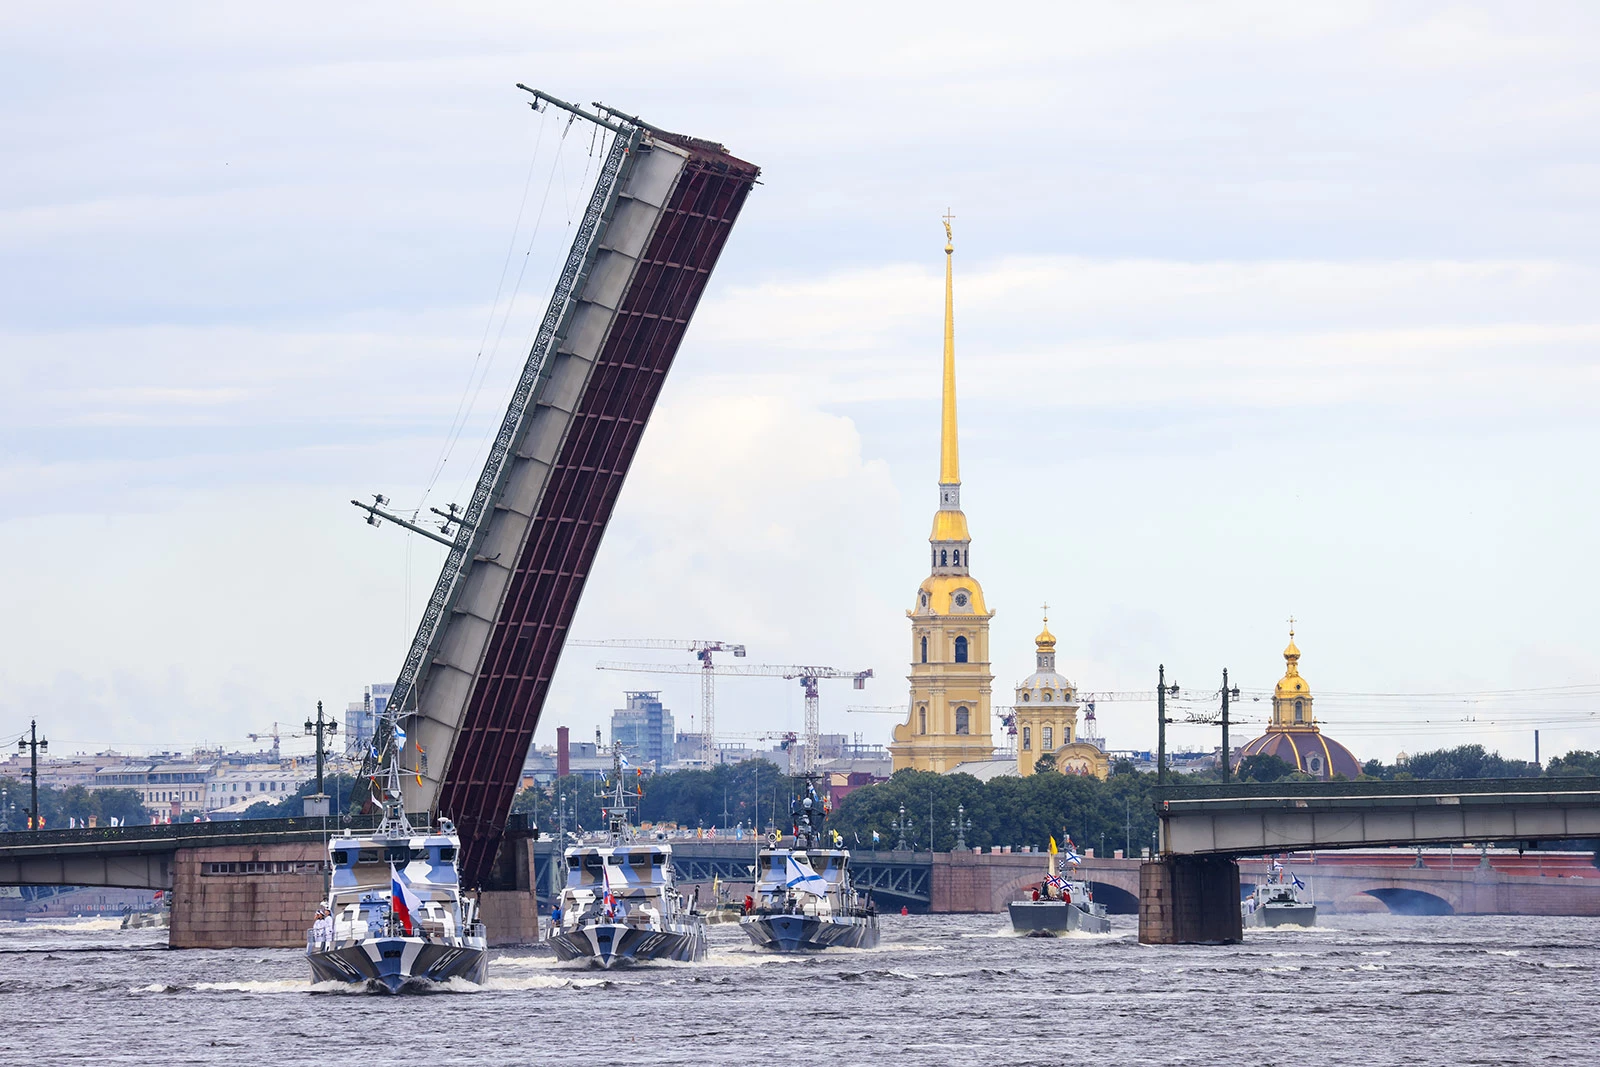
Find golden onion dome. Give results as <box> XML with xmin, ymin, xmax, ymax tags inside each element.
<box><xmin>1274</xmin><ymin>624</ymin><xmax>1308</xmax><ymax>698</ymax></box>
<box><xmin>1035</xmin><ymin>616</ymin><xmax>1056</xmax><ymax>650</ymax></box>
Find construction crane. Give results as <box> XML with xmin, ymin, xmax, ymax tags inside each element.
<box><xmin>595</xmin><ymin>661</ymin><xmax>872</xmax><ymax>774</ymax></box>
<box><xmin>569</xmin><ymin>639</ymin><xmax>746</xmax><ymax>766</ymax></box>
<box><xmin>246</xmin><ymin>723</ymin><xmax>287</xmax><ymax>763</ymax></box>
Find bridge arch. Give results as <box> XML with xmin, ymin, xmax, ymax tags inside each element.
<box><xmin>989</xmin><ymin>864</ymin><xmax>1142</xmax><ymax>914</ymax></box>
<box><xmin>1087</xmin><ymin>881</ymin><xmax>1139</xmax><ymax>915</ymax></box>
<box><xmin>1364</xmin><ymin>887</ymin><xmax>1454</xmax><ymax>916</ymax></box>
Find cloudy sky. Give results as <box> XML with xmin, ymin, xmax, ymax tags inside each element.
<box><xmin>3</xmin><ymin>2</ymin><xmax>1598</xmax><ymax>767</ymax></box>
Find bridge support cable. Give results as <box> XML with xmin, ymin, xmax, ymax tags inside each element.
<box><xmin>360</xmin><ymin>88</ymin><xmax>761</xmax><ymax>885</ymax></box>
<box><xmin>359</xmin><ymin>115</ymin><xmax>637</xmax><ymax>804</ymax></box>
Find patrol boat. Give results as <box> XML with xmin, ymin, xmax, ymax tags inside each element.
<box><xmin>740</xmin><ymin>779</ymin><xmax>879</xmax><ymax>952</ymax></box>
<box><xmin>1007</xmin><ymin>837</ymin><xmax>1111</xmax><ymax>936</ymax></box>
<box><xmin>549</xmin><ymin>742</ymin><xmax>707</xmax><ymax>967</ymax></box>
<box><xmin>305</xmin><ymin>706</ymin><xmax>488</xmax><ymax>993</ymax></box>
<box><xmin>1243</xmin><ymin>859</ymin><xmax>1316</xmax><ymax>927</ymax></box>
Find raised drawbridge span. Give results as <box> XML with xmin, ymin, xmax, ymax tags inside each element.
<box><xmin>370</xmin><ymin>90</ymin><xmax>760</xmax><ymax>884</ymax></box>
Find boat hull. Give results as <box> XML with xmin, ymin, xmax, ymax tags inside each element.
<box><xmin>307</xmin><ymin>936</ymin><xmax>488</xmax><ymax>993</ymax></box>
<box><xmin>549</xmin><ymin>920</ymin><xmax>707</xmax><ymax>968</ymax></box>
<box><xmin>1008</xmin><ymin>900</ymin><xmax>1111</xmax><ymax>936</ymax></box>
<box><xmin>1247</xmin><ymin>903</ymin><xmax>1318</xmax><ymax>928</ymax></box>
<box><xmin>740</xmin><ymin>913</ymin><xmax>880</xmax><ymax>952</ymax></box>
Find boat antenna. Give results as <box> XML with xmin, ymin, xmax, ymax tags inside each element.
<box><xmin>375</xmin><ymin>699</ymin><xmax>415</xmax><ymax>838</ymax></box>
<box><xmin>598</xmin><ymin>739</ymin><xmax>638</xmax><ymax>844</ymax></box>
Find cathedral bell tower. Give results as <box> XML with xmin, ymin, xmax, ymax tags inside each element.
<box><xmin>890</xmin><ymin>218</ymin><xmax>997</xmax><ymax>773</ymax></box>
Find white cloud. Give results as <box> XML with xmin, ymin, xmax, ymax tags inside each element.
<box><xmin>3</xmin><ymin>2</ymin><xmax>1600</xmax><ymax>765</ymax></box>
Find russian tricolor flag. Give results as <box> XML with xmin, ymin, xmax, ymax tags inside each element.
<box><xmin>391</xmin><ymin>865</ymin><xmax>424</xmax><ymax>936</ymax></box>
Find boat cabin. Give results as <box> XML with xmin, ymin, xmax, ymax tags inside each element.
<box><xmin>324</xmin><ymin>832</ymin><xmax>465</xmax><ymax>941</ymax></box>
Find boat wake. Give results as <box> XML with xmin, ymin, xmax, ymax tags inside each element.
<box><xmin>483</xmin><ymin>973</ymin><xmax>629</xmax><ymax>990</ymax></box>
<box><xmin>3</xmin><ymin>918</ymin><xmax>126</xmax><ymax>933</ymax></box>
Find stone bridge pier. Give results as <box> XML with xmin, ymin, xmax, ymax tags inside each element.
<box><xmin>1137</xmin><ymin>855</ymin><xmax>1242</xmax><ymax>945</ymax></box>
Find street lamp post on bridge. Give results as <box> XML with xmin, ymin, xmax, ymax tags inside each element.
<box><xmin>18</xmin><ymin>720</ymin><xmax>47</xmax><ymax>832</ymax></box>
<box><xmin>892</xmin><ymin>805</ymin><xmax>914</xmax><ymax>851</ymax></box>
<box><xmin>304</xmin><ymin>702</ymin><xmax>339</xmax><ymax>817</ymax></box>
<box><xmin>950</xmin><ymin>804</ymin><xmax>972</xmax><ymax>851</ymax></box>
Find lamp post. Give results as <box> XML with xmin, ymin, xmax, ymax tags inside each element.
<box><xmin>1156</xmin><ymin>667</ymin><xmax>1179</xmax><ymax>785</ymax></box>
<box><xmin>303</xmin><ymin>701</ymin><xmax>338</xmax><ymax>796</ymax></box>
<box><xmin>950</xmin><ymin>804</ymin><xmax>972</xmax><ymax>851</ymax></box>
<box><xmin>1220</xmin><ymin>668</ymin><xmax>1240</xmax><ymax>782</ymax></box>
<box><xmin>18</xmin><ymin>720</ymin><xmax>47</xmax><ymax>832</ymax></box>
<box><xmin>892</xmin><ymin>804</ymin><xmax>914</xmax><ymax>851</ymax></box>
<box><xmin>303</xmin><ymin>702</ymin><xmax>338</xmax><ymax>817</ymax></box>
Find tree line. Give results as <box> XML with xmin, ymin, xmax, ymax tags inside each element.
<box><xmin>11</xmin><ymin>743</ymin><xmax>1594</xmax><ymax>836</ymax></box>
<box><xmin>503</xmin><ymin>744</ymin><xmax>1599</xmax><ymax>853</ymax></box>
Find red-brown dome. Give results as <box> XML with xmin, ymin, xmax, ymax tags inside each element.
<box><xmin>1236</xmin><ymin>730</ymin><xmax>1360</xmax><ymax>780</ymax></box>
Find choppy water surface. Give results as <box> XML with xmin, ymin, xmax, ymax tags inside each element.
<box><xmin>2</xmin><ymin>913</ymin><xmax>1597</xmax><ymax>1065</ymax></box>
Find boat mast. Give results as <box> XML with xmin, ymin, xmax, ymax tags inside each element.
<box><xmin>376</xmin><ymin>700</ymin><xmax>415</xmax><ymax>838</ymax></box>
<box><xmin>598</xmin><ymin>735</ymin><xmax>638</xmax><ymax>844</ymax></box>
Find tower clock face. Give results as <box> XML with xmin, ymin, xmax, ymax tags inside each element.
<box><xmin>953</xmin><ymin>592</ymin><xmax>969</xmax><ymax>608</ymax></box>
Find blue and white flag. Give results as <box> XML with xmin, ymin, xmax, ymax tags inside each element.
<box><xmin>393</xmin><ymin>722</ymin><xmax>408</xmax><ymax>749</ymax></box>
<box><xmin>1062</xmin><ymin>849</ymin><xmax>1082</xmax><ymax>866</ymax></box>
<box><xmin>619</xmin><ymin>753</ymin><xmax>631</xmax><ymax>770</ymax></box>
<box><xmin>1291</xmin><ymin>875</ymin><xmax>1306</xmax><ymax>890</ymax></box>
<box><xmin>784</xmin><ymin>853</ymin><xmax>828</xmax><ymax>897</ymax></box>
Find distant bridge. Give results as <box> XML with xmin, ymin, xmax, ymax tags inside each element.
<box><xmin>1142</xmin><ymin>775</ymin><xmax>1600</xmax><ymax>944</ymax></box>
<box><xmin>1157</xmin><ymin>776</ymin><xmax>1600</xmax><ymax>855</ymax></box>
<box><xmin>0</xmin><ymin>818</ymin><xmax>367</xmax><ymax>891</ymax></box>
<box><xmin>527</xmin><ymin>840</ymin><xmax>939</xmax><ymax>910</ymax></box>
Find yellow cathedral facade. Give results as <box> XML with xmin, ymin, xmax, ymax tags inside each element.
<box><xmin>890</xmin><ymin>220</ymin><xmax>998</xmax><ymax>773</ymax></box>
<box><xmin>1012</xmin><ymin>614</ymin><xmax>1111</xmax><ymax>779</ymax></box>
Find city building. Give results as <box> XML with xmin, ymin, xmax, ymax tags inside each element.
<box><xmin>344</xmin><ymin>682</ymin><xmax>391</xmax><ymax>756</ymax></box>
<box><xmin>95</xmin><ymin>758</ymin><xmax>216</xmax><ymax>815</ymax></box>
<box><xmin>1235</xmin><ymin>625</ymin><xmax>1361</xmax><ymax>779</ymax></box>
<box><xmin>890</xmin><ymin>221</ymin><xmax>998</xmax><ymax>773</ymax></box>
<box><xmin>0</xmin><ymin>751</ymin><xmax>124</xmax><ymax>790</ymax></box>
<box><xmin>1013</xmin><ymin>614</ymin><xmax>1109</xmax><ymax>778</ymax></box>
<box><xmin>204</xmin><ymin>765</ymin><xmax>315</xmax><ymax>813</ymax></box>
<box><xmin>520</xmin><ymin>738</ymin><xmax>608</xmax><ymax>788</ymax></box>
<box><xmin>610</xmin><ymin>692</ymin><xmax>675</xmax><ymax>769</ymax></box>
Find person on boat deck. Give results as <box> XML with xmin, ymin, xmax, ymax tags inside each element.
<box><xmin>1031</xmin><ymin>887</ymin><xmax>1041</xmax><ymax>901</ymax></box>
<box><xmin>743</xmin><ymin>894</ymin><xmax>754</xmax><ymax>915</ymax></box>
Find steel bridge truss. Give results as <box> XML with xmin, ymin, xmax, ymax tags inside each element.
<box><xmin>378</xmin><ymin>95</ymin><xmax>760</xmax><ymax>886</ymax></box>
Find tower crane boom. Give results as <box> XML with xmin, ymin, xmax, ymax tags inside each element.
<box><xmin>246</xmin><ymin>722</ymin><xmax>287</xmax><ymax>763</ymax></box>
<box><xmin>570</xmin><ymin>639</ymin><xmax>746</xmax><ymax>766</ymax></box>
<box><xmin>594</xmin><ymin>661</ymin><xmax>872</xmax><ymax>774</ymax></box>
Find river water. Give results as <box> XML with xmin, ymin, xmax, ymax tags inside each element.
<box><xmin>2</xmin><ymin>913</ymin><xmax>1595</xmax><ymax>1065</ymax></box>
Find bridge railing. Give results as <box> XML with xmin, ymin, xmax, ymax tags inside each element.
<box><xmin>1156</xmin><ymin>776</ymin><xmax>1600</xmax><ymax>805</ymax></box>
<box><xmin>0</xmin><ymin>815</ymin><xmax>379</xmax><ymax>852</ymax></box>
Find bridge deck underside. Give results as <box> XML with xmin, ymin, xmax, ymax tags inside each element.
<box><xmin>441</xmin><ymin>152</ymin><xmax>759</xmax><ymax>884</ymax></box>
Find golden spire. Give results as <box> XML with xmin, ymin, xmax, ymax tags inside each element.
<box><xmin>928</xmin><ymin>210</ymin><xmax>970</xmax><ymax>546</ymax></box>
<box><xmin>940</xmin><ymin>211</ymin><xmax>959</xmax><ymax>486</ymax></box>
